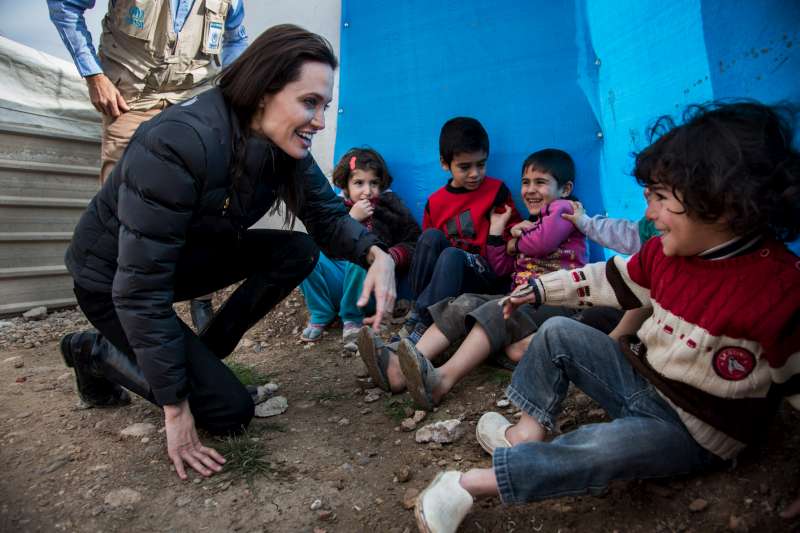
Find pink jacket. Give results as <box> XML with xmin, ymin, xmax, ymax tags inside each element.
<box><xmin>488</xmin><ymin>199</ymin><xmax>587</xmax><ymax>289</ymax></box>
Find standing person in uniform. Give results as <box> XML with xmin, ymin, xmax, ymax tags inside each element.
<box><xmin>48</xmin><ymin>0</ymin><xmax>249</xmax><ymax>330</ymax></box>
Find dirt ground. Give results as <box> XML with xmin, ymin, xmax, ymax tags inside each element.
<box><xmin>1</xmin><ymin>290</ymin><xmax>798</xmax><ymax>533</ymax></box>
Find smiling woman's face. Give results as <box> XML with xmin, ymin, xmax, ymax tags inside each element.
<box><xmin>250</xmin><ymin>61</ymin><xmax>334</xmax><ymax>159</ymax></box>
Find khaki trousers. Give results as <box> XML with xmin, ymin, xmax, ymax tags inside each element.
<box><xmin>99</xmin><ymin>102</ymin><xmax>168</xmax><ymax>183</ymax></box>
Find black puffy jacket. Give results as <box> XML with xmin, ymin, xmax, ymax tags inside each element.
<box><xmin>65</xmin><ymin>88</ymin><xmax>384</xmax><ymax>405</ymax></box>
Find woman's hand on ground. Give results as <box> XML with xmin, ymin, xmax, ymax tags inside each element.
<box><xmin>164</xmin><ymin>400</ymin><xmax>225</xmax><ymax>480</ymax></box>
<box><xmin>349</xmin><ymin>199</ymin><xmax>374</xmax><ymax>221</ymax></box>
<box><xmin>360</xmin><ymin>246</ymin><xmax>396</xmax><ymax>331</ymax></box>
<box><xmin>86</xmin><ymin>73</ymin><xmax>130</xmax><ymax>117</ymax></box>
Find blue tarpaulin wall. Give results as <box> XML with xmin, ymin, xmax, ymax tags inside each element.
<box><xmin>335</xmin><ymin>0</ymin><xmax>800</xmax><ymax>258</ymax></box>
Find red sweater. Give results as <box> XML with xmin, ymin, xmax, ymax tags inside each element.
<box><xmin>423</xmin><ymin>176</ymin><xmax>520</xmax><ymax>258</ymax></box>
<box><xmin>531</xmin><ymin>237</ymin><xmax>800</xmax><ymax>459</ymax></box>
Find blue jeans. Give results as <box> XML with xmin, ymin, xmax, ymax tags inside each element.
<box><xmin>493</xmin><ymin>317</ymin><xmax>723</xmax><ymax>504</ymax></box>
<box><xmin>409</xmin><ymin>229</ymin><xmax>506</xmax><ymax>326</ymax></box>
<box><xmin>300</xmin><ymin>252</ymin><xmax>371</xmax><ymax>324</ymax></box>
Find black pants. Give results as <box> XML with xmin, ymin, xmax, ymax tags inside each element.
<box><xmin>74</xmin><ymin>229</ymin><xmax>318</xmax><ymax>435</ymax></box>
<box><xmin>409</xmin><ymin>229</ymin><xmax>507</xmax><ymax>326</ymax></box>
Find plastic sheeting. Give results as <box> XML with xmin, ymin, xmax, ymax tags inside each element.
<box><xmin>336</xmin><ymin>0</ymin><xmax>800</xmax><ymax>256</ymax></box>
<box><xmin>0</xmin><ymin>37</ymin><xmax>100</xmax><ymax>138</ymax></box>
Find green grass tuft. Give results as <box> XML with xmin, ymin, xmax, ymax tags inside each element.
<box><xmin>226</xmin><ymin>361</ymin><xmax>270</xmax><ymax>386</ymax></box>
<box><xmin>215</xmin><ymin>432</ymin><xmax>273</xmax><ymax>482</ymax></box>
<box><xmin>384</xmin><ymin>397</ymin><xmax>414</xmax><ymax>422</ymax></box>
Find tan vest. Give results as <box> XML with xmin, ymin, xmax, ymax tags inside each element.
<box><xmin>99</xmin><ymin>0</ymin><xmax>231</xmax><ymax>109</ymax></box>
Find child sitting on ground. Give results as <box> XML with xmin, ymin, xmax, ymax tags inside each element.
<box><xmin>360</xmin><ymin>149</ymin><xmax>601</xmax><ymax>408</ymax></box>
<box><xmin>396</xmin><ymin>117</ymin><xmax>521</xmax><ymax>343</ymax></box>
<box><xmin>413</xmin><ymin>101</ymin><xmax>800</xmax><ymax>533</ymax></box>
<box><xmin>299</xmin><ymin>148</ymin><xmax>420</xmax><ymax>346</ymax></box>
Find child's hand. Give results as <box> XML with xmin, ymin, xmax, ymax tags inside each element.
<box><xmin>349</xmin><ymin>198</ymin><xmax>374</xmax><ymax>221</ymax></box>
<box><xmin>561</xmin><ymin>200</ymin><xmax>585</xmax><ymax>226</ymax></box>
<box><xmin>489</xmin><ymin>205</ymin><xmax>514</xmax><ymax>234</ymax></box>
<box><xmin>506</xmin><ymin>237</ymin><xmax>517</xmax><ymax>255</ymax></box>
<box><xmin>510</xmin><ymin>220</ymin><xmax>535</xmax><ymax>237</ymax></box>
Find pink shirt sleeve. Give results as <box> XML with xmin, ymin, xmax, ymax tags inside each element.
<box><xmin>516</xmin><ymin>200</ymin><xmax>577</xmax><ymax>257</ymax></box>
<box><xmin>487</xmin><ymin>241</ymin><xmax>515</xmax><ymax>276</ymax></box>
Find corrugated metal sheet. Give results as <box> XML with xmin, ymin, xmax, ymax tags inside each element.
<box><xmin>0</xmin><ymin>123</ymin><xmax>98</xmax><ymax>315</ymax></box>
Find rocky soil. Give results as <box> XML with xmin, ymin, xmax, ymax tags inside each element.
<box><xmin>1</xmin><ymin>290</ymin><xmax>798</xmax><ymax>532</ymax></box>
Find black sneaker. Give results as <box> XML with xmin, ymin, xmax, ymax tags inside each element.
<box><xmin>60</xmin><ymin>332</ymin><xmax>130</xmax><ymax>407</ymax></box>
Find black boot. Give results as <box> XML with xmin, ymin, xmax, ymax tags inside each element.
<box><xmin>190</xmin><ymin>298</ymin><xmax>214</xmax><ymax>332</ymax></box>
<box><xmin>60</xmin><ymin>332</ymin><xmax>131</xmax><ymax>407</ymax></box>
<box><xmin>92</xmin><ymin>337</ymin><xmax>156</xmax><ymax>404</ymax></box>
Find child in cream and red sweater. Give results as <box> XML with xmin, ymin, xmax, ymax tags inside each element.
<box><xmin>413</xmin><ymin>101</ymin><xmax>800</xmax><ymax>532</ymax></box>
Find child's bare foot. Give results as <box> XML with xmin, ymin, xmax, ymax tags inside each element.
<box><xmin>384</xmin><ymin>352</ymin><xmax>406</xmax><ymax>392</ymax></box>
<box><xmin>505</xmin><ymin>333</ymin><xmax>534</xmax><ymax>362</ymax></box>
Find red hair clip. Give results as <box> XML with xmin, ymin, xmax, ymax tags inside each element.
<box><xmin>349</xmin><ymin>155</ymin><xmax>357</xmax><ymax>170</ymax></box>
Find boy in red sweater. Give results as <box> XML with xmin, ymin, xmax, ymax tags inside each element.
<box><xmin>413</xmin><ymin>101</ymin><xmax>800</xmax><ymax>532</ymax></box>
<box><xmin>360</xmin><ymin>117</ymin><xmax>520</xmax><ymax>392</ymax></box>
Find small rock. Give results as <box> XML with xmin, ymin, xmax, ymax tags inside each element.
<box><xmin>254</xmin><ymin>396</ymin><xmax>288</xmax><ymax>418</ymax></box>
<box><xmin>120</xmin><ymin>422</ymin><xmax>156</xmax><ymax>438</ymax></box>
<box><xmin>496</xmin><ymin>399</ymin><xmax>510</xmax><ymax>408</ymax></box>
<box><xmin>310</xmin><ymin>498</ymin><xmax>323</xmax><ymax>510</ymax></box>
<box><xmin>176</xmin><ymin>495</ymin><xmax>192</xmax><ymax>507</ymax></box>
<box><xmin>23</xmin><ymin>306</ymin><xmax>47</xmax><ymax>321</ymax></box>
<box><xmin>412</xmin><ymin>410</ymin><xmax>427</xmax><ymax>423</ymax></box>
<box><xmin>0</xmin><ymin>320</ymin><xmax>12</xmax><ymax>330</ymax></box>
<box><xmin>337</xmin><ymin>418</ymin><xmax>350</xmax><ymax>426</ymax></box>
<box><xmin>364</xmin><ymin>391</ymin><xmax>382</xmax><ymax>403</ymax></box>
<box><xmin>242</xmin><ymin>339</ymin><xmax>255</xmax><ymax>348</ymax></box>
<box><xmin>104</xmin><ymin>488</ymin><xmax>142</xmax><ymax>507</ymax></box>
<box><xmin>317</xmin><ymin>510</ymin><xmax>335</xmax><ymax>522</ymax></box>
<box><xmin>400</xmin><ymin>418</ymin><xmax>417</xmax><ymax>432</ymax></box>
<box><xmin>415</xmin><ymin>419</ymin><xmax>464</xmax><ymax>444</ymax></box>
<box><xmin>3</xmin><ymin>356</ymin><xmax>23</xmax><ymax>368</ymax></box>
<box><xmin>252</xmin><ymin>383</ymin><xmax>279</xmax><ymax>404</ymax></box>
<box><xmin>15</xmin><ymin>376</ymin><xmax>26</xmax><ymax>383</ymax></box>
<box><xmin>402</xmin><ymin>488</ymin><xmax>419</xmax><ymax>509</ymax></box>
<box><xmin>689</xmin><ymin>498</ymin><xmax>709</xmax><ymax>512</ymax></box>
<box><xmin>395</xmin><ymin>465</ymin><xmax>411</xmax><ymax>483</ymax></box>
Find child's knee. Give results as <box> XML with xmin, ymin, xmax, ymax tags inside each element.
<box><xmin>437</xmin><ymin>247</ymin><xmax>467</xmax><ymax>269</ymax></box>
<box><xmin>419</xmin><ymin>228</ymin><xmax>449</xmax><ymax>247</ymax></box>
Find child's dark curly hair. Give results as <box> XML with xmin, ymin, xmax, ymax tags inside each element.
<box><xmin>634</xmin><ymin>101</ymin><xmax>800</xmax><ymax>242</ymax></box>
<box><xmin>332</xmin><ymin>147</ymin><xmax>393</xmax><ymax>191</ymax></box>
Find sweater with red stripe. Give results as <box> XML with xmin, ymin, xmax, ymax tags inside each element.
<box><xmin>530</xmin><ymin>237</ymin><xmax>800</xmax><ymax>459</ymax></box>
<box><xmin>423</xmin><ymin>176</ymin><xmax>521</xmax><ymax>258</ymax></box>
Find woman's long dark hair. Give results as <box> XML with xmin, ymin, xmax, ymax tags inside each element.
<box><xmin>217</xmin><ymin>24</ymin><xmax>338</xmax><ymax>227</ymax></box>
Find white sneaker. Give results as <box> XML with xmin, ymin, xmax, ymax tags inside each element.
<box><xmin>475</xmin><ymin>412</ymin><xmax>512</xmax><ymax>456</ymax></box>
<box><xmin>415</xmin><ymin>471</ymin><xmax>473</xmax><ymax>533</ymax></box>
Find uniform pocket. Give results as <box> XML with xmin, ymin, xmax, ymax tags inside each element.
<box><xmin>111</xmin><ymin>0</ymin><xmax>159</xmax><ymax>41</ymax></box>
